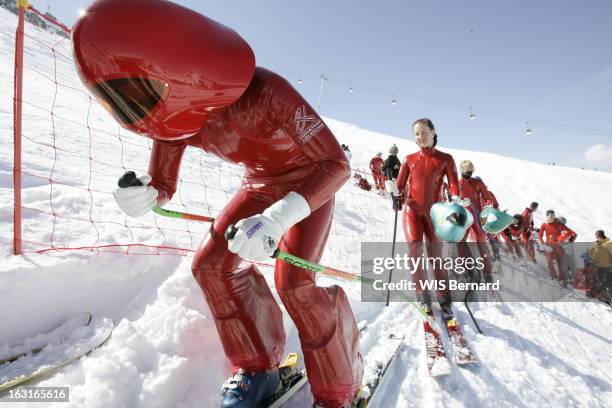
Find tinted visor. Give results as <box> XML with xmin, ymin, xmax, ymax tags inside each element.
<box><xmin>91</xmin><ymin>78</ymin><xmax>167</xmax><ymax>125</ymax></box>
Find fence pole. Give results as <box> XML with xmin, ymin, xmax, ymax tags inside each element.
<box><xmin>13</xmin><ymin>0</ymin><xmax>28</xmax><ymax>255</ymax></box>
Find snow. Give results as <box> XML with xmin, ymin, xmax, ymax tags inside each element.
<box><xmin>1</xmin><ymin>7</ymin><xmax>611</xmax><ymax>408</ymax></box>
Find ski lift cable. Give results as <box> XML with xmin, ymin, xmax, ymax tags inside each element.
<box><xmin>289</xmin><ymin>71</ymin><xmax>612</xmax><ymax>138</ymax></box>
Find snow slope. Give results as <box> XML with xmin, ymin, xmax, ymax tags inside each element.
<box><xmin>1</xmin><ymin>7</ymin><xmax>611</xmax><ymax>408</ymax></box>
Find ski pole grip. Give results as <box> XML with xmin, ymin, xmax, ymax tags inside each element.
<box><xmin>118</xmin><ymin>171</ymin><xmax>143</xmax><ymax>188</ymax></box>
<box><xmin>225</xmin><ymin>224</ymin><xmax>238</xmax><ymax>241</ymax></box>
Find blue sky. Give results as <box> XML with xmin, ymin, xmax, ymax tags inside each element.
<box><xmin>31</xmin><ymin>0</ymin><xmax>612</xmax><ymax>171</ymax></box>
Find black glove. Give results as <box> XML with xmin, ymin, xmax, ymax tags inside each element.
<box><xmin>392</xmin><ymin>195</ymin><xmax>403</xmax><ymax>211</ymax></box>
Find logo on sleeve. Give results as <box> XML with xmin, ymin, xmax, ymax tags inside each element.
<box><xmin>246</xmin><ymin>221</ymin><xmax>264</xmax><ymax>239</ymax></box>
<box><xmin>295</xmin><ymin>105</ymin><xmax>325</xmax><ymax>144</ymax></box>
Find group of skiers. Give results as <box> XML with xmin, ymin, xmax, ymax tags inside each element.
<box><xmin>366</xmin><ymin>145</ymin><xmax>401</xmax><ymax>193</ymax></box>
<box><xmin>72</xmin><ymin>1</ymin><xmax>609</xmax><ymax>406</ymax></box>
<box><xmin>370</xmin><ymin>127</ymin><xmax>610</xmax><ymax>301</ymax></box>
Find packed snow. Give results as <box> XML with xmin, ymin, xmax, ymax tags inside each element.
<box><xmin>0</xmin><ymin>7</ymin><xmax>611</xmax><ymax>408</ymax></box>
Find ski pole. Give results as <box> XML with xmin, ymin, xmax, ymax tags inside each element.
<box><xmin>461</xmin><ymin>242</ymin><xmax>484</xmax><ymax>334</ymax></box>
<box><xmin>385</xmin><ymin>193</ymin><xmax>399</xmax><ymax>307</ymax></box>
<box><xmin>463</xmin><ymin>295</ymin><xmax>483</xmax><ymax>334</ymax></box>
<box><xmin>225</xmin><ymin>224</ymin><xmax>441</xmax><ymax>333</ymax></box>
<box><xmin>118</xmin><ymin>171</ymin><xmax>214</xmax><ymax>223</ymax></box>
<box><xmin>150</xmin><ymin>206</ymin><xmax>214</xmax><ymax>223</ymax></box>
<box><xmin>223</xmin><ymin>224</ymin><xmax>362</xmax><ymax>282</ymax></box>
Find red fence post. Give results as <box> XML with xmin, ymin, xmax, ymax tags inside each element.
<box><xmin>13</xmin><ymin>0</ymin><xmax>28</xmax><ymax>255</ymax></box>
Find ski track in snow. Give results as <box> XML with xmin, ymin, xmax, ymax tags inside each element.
<box><xmin>1</xmin><ymin>8</ymin><xmax>611</xmax><ymax>408</ymax></box>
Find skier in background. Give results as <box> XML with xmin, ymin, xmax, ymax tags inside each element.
<box><xmin>72</xmin><ymin>1</ymin><xmax>362</xmax><ymax>406</ymax></box>
<box><xmin>556</xmin><ymin>216</ymin><xmax>577</xmax><ymax>280</ymax></box>
<box><xmin>538</xmin><ymin>210</ymin><xmax>577</xmax><ymax>286</ymax></box>
<box><xmin>584</xmin><ymin>230</ymin><xmax>612</xmax><ymax>301</ymax></box>
<box><xmin>386</xmin><ymin>119</ymin><xmax>460</xmax><ymax>319</ymax></box>
<box><xmin>502</xmin><ymin>215</ymin><xmax>524</xmax><ymax>259</ymax></box>
<box><xmin>383</xmin><ymin>144</ymin><xmax>401</xmax><ymax>180</ymax></box>
<box><xmin>483</xmin><ymin>186</ymin><xmax>502</xmax><ymax>260</ymax></box>
<box><xmin>520</xmin><ymin>202</ymin><xmax>539</xmax><ymax>262</ymax></box>
<box><xmin>383</xmin><ymin>144</ymin><xmax>402</xmax><ymax>210</ymax></box>
<box><xmin>369</xmin><ymin>152</ymin><xmax>385</xmax><ymax>192</ymax></box>
<box><xmin>457</xmin><ymin>160</ymin><xmax>494</xmax><ymax>283</ymax></box>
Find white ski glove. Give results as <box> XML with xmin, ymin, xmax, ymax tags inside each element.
<box><xmin>227</xmin><ymin>192</ymin><xmax>311</xmax><ymax>261</ymax></box>
<box><xmin>385</xmin><ymin>180</ymin><xmax>399</xmax><ymax>196</ymax></box>
<box><xmin>114</xmin><ymin>174</ymin><xmax>158</xmax><ymax>217</ymax></box>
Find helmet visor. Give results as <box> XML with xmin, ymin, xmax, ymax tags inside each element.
<box><xmin>91</xmin><ymin>78</ymin><xmax>168</xmax><ymax>125</ymax></box>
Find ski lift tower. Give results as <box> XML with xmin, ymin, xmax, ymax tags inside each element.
<box><xmin>316</xmin><ymin>74</ymin><xmax>330</xmax><ymax>111</ymax></box>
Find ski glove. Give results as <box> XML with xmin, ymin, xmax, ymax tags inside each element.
<box><xmin>385</xmin><ymin>180</ymin><xmax>399</xmax><ymax>196</ymax></box>
<box><xmin>227</xmin><ymin>192</ymin><xmax>311</xmax><ymax>261</ymax></box>
<box><xmin>392</xmin><ymin>196</ymin><xmax>403</xmax><ymax>211</ymax></box>
<box><xmin>114</xmin><ymin>174</ymin><xmax>158</xmax><ymax>217</ymax></box>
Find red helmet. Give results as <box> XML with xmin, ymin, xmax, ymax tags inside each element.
<box><xmin>72</xmin><ymin>0</ymin><xmax>255</xmax><ymax>140</ymax></box>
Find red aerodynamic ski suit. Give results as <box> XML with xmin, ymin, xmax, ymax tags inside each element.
<box><xmin>520</xmin><ymin>207</ymin><xmax>537</xmax><ymax>262</ymax></box>
<box><xmin>458</xmin><ymin>176</ymin><xmax>493</xmax><ymax>276</ymax></box>
<box><xmin>487</xmin><ymin>190</ymin><xmax>499</xmax><ymax>209</ymax></box>
<box><xmin>370</xmin><ymin>156</ymin><xmax>385</xmax><ymax>190</ymax></box>
<box><xmin>538</xmin><ymin>221</ymin><xmax>577</xmax><ymax>281</ymax></box>
<box><xmin>502</xmin><ymin>224</ymin><xmax>524</xmax><ymax>258</ymax></box>
<box><xmin>72</xmin><ymin>1</ymin><xmax>361</xmax><ymax>406</ymax></box>
<box><xmin>396</xmin><ymin>146</ymin><xmax>459</xmax><ymax>302</ymax></box>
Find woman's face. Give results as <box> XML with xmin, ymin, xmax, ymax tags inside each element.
<box><xmin>413</xmin><ymin>122</ymin><xmax>434</xmax><ymax>148</ymax></box>
<box><xmin>546</xmin><ymin>213</ymin><xmax>556</xmax><ymax>223</ymax></box>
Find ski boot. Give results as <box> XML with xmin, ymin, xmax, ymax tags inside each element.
<box><xmin>419</xmin><ymin>300</ymin><xmax>433</xmax><ymax>315</ymax></box>
<box><xmin>220</xmin><ymin>370</ymin><xmax>280</xmax><ymax>408</ymax></box>
<box><xmin>439</xmin><ymin>301</ymin><xmax>454</xmax><ymax>321</ymax></box>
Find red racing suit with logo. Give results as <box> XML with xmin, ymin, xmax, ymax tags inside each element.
<box><xmin>148</xmin><ymin>68</ymin><xmax>362</xmax><ymax>407</ymax></box>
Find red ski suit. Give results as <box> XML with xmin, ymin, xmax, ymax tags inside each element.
<box><xmin>150</xmin><ymin>69</ymin><xmax>362</xmax><ymax>406</ymax></box>
<box><xmin>488</xmin><ymin>190</ymin><xmax>499</xmax><ymax>209</ymax></box>
<box><xmin>369</xmin><ymin>156</ymin><xmax>385</xmax><ymax>190</ymax></box>
<box><xmin>520</xmin><ymin>207</ymin><xmax>537</xmax><ymax>262</ymax></box>
<box><xmin>72</xmin><ymin>1</ymin><xmax>362</xmax><ymax>404</ymax></box>
<box><xmin>538</xmin><ymin>221</ymin><xmax>577</xmax><ymax>281</ymax></box>
<box><xmin>396</xmin><ymin>147</ymin><xmax>459</xmax><ymax>302</ymax></box>
<box><xmin>502</xmin><ymin>224</ymin><xmax>524</xmax><ymax>258</ymax></box>
<box><xmin>458</xmin><ymin>176</ymin><xmax>493</xmax><ymax>276</ymax></box>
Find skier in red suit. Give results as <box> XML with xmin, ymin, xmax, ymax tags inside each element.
<box><xmin>386</xmin><ymin>118</ymin><xmax>460</xmax><ymax>318</ymax></box>
<box><xmin>502</xmin><ymin>215</ymin><xmax>524</xmax><ymax>258</ymax></box>
<box><xmin>538</xmin><ymin>210</ymin><xmax>577</xmax><ymax>285</ymax></box>
<box><xmin>487</xmin><ymin>188</ymin><xmax>499</xmax><ymax>210</ymax></box>
<box><xmin>72</xmin><ymin>1</ymin><xmax>362</xmax><ymax>407</ymax></box>
<box><xmin>482</xmin><ymin>186</ymin><xmax>502</xmax><ymax>260</ymax></box>
<box><xmin>520</xmin><ymin>202</ymin><xmax>539</xmax><ymax>262</ymax></box>
<box><xmin>369</xmin><ymin>152</ymin><xmax>385</xmax><ymax>191</ymax></box>
<box><xmin>457</xmin><ymin>160</ymin><xmax>494</xmax><ymax>281</ymax></box>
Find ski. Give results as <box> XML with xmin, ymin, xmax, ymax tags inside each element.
<box><xmin>263</xmin><ymin>353</ymin><xmax>307</xmax><ymax>408</ymax></box>
<box><xmin>423</xmin><ymin>312</ymin><xmax>451</xmax><ymax>377</ymax></box>
<box><xmin>444</xmin><ymin>318</ymin><xmax>477</xmax><ymax>365</ymax></box>
<box><xmin>265</xmin><ymin>323</ymin><xmax>369</xmax><ymax>407</ymax></box>
<box><xmin>352</xmin><ymin>334</ymin><xmax>405</xmax><ymax>407</ymax></box>
<box><xmin>0</xmin><ymin>318</ymin><xmax>114</xmax><ymax>393</ymax></box>
<box><xmin>0</xmin><ymin>312</ymin><xmax>93</xmax><ymax>366</ymax></box>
